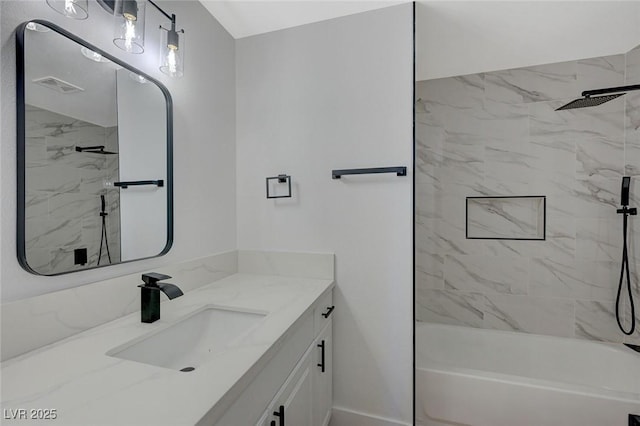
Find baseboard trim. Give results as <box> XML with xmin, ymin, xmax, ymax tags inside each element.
<box><xmin>329</xmin><ymin>406</ymin><xmax>411</xmax><ymax>426</ymax></box>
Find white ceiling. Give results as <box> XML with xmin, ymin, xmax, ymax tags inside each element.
<box><xmin>199</xmin><ymin>0</ymin><xmax>407</xmax><ymax>39</ymax></box>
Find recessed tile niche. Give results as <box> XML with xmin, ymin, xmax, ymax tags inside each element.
<box><xmin>466</xmin><ymin>196</ymin><xmax>546</xmax><ymax>240</ymax></box>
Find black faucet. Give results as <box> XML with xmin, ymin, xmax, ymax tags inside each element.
<box><xmin>139</xmin><ymin>273</ymin><xmax>184</xmax><ymax>323</ymax></box>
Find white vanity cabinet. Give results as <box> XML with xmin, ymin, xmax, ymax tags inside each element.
<box><xmin>213</xmin><ymin>289</ymin><xmax>334</xmax><ymax>426</ymax></box>
<box><xmin>258</xmin><ymin>345</ymin><xmax>314</xmax><ymax>426</ymax></box>
<box><xmin>313</xmin><ymin>322</ymin><xmax>332</xmax><ymax>426</ymax></box>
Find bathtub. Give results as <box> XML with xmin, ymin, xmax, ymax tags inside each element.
<box><xmin>415</xmin><ymin>322</ymin><xmax>640</xmax><ymax>426</ymax></box>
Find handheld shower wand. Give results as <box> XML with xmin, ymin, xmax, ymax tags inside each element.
<box><xmin>616</xmin><ymin>177</ymin><xmax>636</xmax><ymax>335</ymax></box>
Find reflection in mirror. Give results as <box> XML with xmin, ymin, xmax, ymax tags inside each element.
<box><xmin>18</xmin><ymin>21</ymin><xmax>173</xmax><ymax>275</ymax></box>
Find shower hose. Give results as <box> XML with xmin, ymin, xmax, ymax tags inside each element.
<box><xmin>616</xmin><ymin>208</ymin><xmax>636</xmax><ymax>335</ymax></box>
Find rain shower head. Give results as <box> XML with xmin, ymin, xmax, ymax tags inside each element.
<box><xmin>75</xmin><ymin>145</ymin><xmax>118</xmax><ymax>155</ymax></box>
<box><xmin>556</xmin><ymin>84</ymin><xmax>640</xmax><ymax>111</ymax></box>
<box><xmin>556</xmin><ymin>94</ymin><xmax>624</xmax><ymax>110</ymax></box>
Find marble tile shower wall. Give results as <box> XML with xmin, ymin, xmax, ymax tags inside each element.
<box><xmin>25</xmin><ymin>105</ymin><xmax>121</xmax><ymax>274</ymax></box>
<box><xmin>415</xmin><ymin>44</ymin><xmax>640</xmax><ymax>344</ymax></box>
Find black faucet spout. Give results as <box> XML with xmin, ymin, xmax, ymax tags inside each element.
<box><xmin>158</xmin><ymin>282</ymin><xmax>184</xmax><ymax>300</ymax></box>
<box><xmin>139</xmin><ymin>273</ymin><xmax>183</xmax><ymax>323</ymax></box>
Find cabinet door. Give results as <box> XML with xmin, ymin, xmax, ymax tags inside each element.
<box><xmin>259</xmin><ymin>348</ymin><xmax>313</xmax><ymax>426</ymax></box>
<box><xmin>313</xmin><ymin>320</ymin><xmax>332</xmax><ymax>426</ymax></box>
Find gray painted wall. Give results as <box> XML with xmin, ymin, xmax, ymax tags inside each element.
<box><xmin>236</xmin><ymin>5</ymin><xmax>414</xmax><ymax>425</ymax></box>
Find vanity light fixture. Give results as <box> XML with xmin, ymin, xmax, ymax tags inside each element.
<box><xmin>113</xmin><ymin>0</ymin><xmax>146</xmax><ymax>53</ymax></box>
<box><xmin>129</xmin><ymin>71</ymin><xmax>148</xmax><ymax>84</ymax></box>
<box><xmin>26</xmin><ymin>22</ymin><xmax>52</xmax><ymax>32</ymax></box>
<box><xmin>46</xmin><ymin>0</ymin><xmax>89</xmax><ymax>20</ymax></box>
<box><xmin>159</xmin><ymin>16</ymin><xmax>185</xmax><ymax>78</ymax></box>
<box><xmin>112</xmin><ymin>0</ymin><xmax>185</xmax><ymax>78</ymax></box>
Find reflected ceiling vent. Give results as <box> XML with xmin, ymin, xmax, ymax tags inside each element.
<box><xmin>32</xmin><ymin>76</ymin><xmax>84</xmax><ymax>94</ymax></box>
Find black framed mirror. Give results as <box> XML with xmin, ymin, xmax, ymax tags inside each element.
<box><xmin>16</xmin><ymin>20</ymin><xmax>173</xmax><ymax>275</ymax></box>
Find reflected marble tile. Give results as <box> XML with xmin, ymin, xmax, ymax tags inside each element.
<box><xmin>25</xmin><ymin>191</ymin><xmax>49</xmax><ymax>220</ymax></box>
<box><xmin>444</xmin><ymin>254</ymin><xmax>528</xmax><ymax>295</ymax></box>
<box><xmin>26</xmin><ymin>137</ymin><xmax>47</xmax><ymax>166</ymax></box>
<box><xmin>575</xmin><ymin>300</ymin><xmax>622</xmax><ymax>342</ymax></box>
<box><xmin>415</xmin><ymin>289</ymin><xmax>484</xmax><ymax>327</ymax></box>
<box><xmin>80</xmin><ymin>169</ymin><xmax>108</xmax><ymax>194</ymax></box>
<box><xmin>576</xmin><ymin>138</ymin><xmax>623</xmax><ymax>179</ymax></box>
<box><xmin>25</xmin><ymin>106</ymin><xmax>76</xmax><ymax>138</ymax></box>
<box><xmin>485</xmin><ymin>294</ymin><xmax>574</xmax><ymax>337</ymax></box>
<box><xmin>26</xmin><ymin>164</ymin><xmax>80</xmax><ymax>193</ymax></box>
<box><xmin>49</xmin><ymin>193</ymin><xmax>96</xmax><ymax>221</ymax></box>
<box><xmin>26</xmin><ymin>217</ymin><xmax>82</xmax><ymax>250</ymax></box>
<box><xmin>25</xmin><ymin>248</ymin><xmax>51</xmax><ymax>273</ymax></box>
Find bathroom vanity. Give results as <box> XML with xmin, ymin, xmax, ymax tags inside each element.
<box><xmin>1</xmin><ymin>260</ymin><xmax>334</xmax><ymax>426</ymax></box>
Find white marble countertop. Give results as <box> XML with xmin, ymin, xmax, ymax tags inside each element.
<box><xmin>1</xmin><ymin>273</ymin><xmax>334</xmax><ymax>425</ymax></box>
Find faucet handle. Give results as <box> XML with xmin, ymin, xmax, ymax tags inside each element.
<box><xmin>141</xmin><ymin>272</ymin><xmax>172</xmax><ymax>286</ymax></box>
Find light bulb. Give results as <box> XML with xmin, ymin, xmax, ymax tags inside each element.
<box><xmin>167</xmin><ymin>47</ymin><xmax>177</xmax><ymax>75</ymax></box>
<box><xmin>64</xmin><ymin>0</ymin><xmax>77</xmax><ymax>15</ymax></box>
<box><xmin>159</xmin><ymin>25</ymin><xmax>184</xmax><ymax>78</ymax></box>
<box><xmin>113</xmin><ymin>0</ymin><xmax>145</xmax><ymax>54</ymax></box>
<box><xmin>124</xmin><ymin>19</ymin><xmax>136</xmax><ymax>52</ymax></box>
<box><xmin>46</xmin><ymin>0</ymin><xmax>88</xmax><ymax>19</ymax></box>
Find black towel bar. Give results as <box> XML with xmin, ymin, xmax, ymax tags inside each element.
<box><xmin>332</xmin><ymin>166</ymin><xmax>406</xmax><ymax>179</ymax></box>
<box><xmin>114</xmin><ymin>180</ymin><xmax>164</xmax><ymax>189</ymax></box>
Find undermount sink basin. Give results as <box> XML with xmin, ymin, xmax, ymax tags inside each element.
<box><xmin>107</xmin><ymin>306</ymin><xmax>266</xmax><ymax>371</ymax></box>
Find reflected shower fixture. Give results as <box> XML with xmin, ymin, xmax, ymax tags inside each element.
<box><xmin>46</xmin><ymin>0</ymin><xmax>88</xmax><ymax>20</ymax></box>
<box><xmin>76</xmin><ymin>145</ymin><xmax>118</xmax><ymax>155</ymax></box>
<box><xmin>113</xmin><ymin>0</ymin><xmax>146</xmax><ymax>54</ymax></box>
<box><xmin>556</xmin><ymin>84</ymin><xmax>640</xmax><ymax>110</ymax></box>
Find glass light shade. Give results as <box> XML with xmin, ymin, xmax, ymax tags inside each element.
<box><xmin>46</xmin><ymin>0</ymin><xmax>88</xmax><ymax>20</ymax></box>
<box><xmin>113</xmin><ymin>0</ymin><xmax>145</xmax><ymax>54</ymax></box>
<box><xmin>80</xmin><ymin>47</ymin><xmax>111</xmax><ymax>63</ymax></box>
<box><xmin>159</xmin><ymin>27</ymin><xmax>184</xmax><ymax>78</ymax></box>
<box><xmin>26</xmin><ymin>22</ymin><xmax>52</xmax><ymax>32</ymax></box>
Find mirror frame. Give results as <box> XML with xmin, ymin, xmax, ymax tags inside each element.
<box><xmin>16</xmin><ymin>20</ymin><xmax>174</xmax><ymax>275</ymax></box>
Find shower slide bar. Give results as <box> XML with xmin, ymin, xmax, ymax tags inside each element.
<box><xmin>332</xmin><ymin>166</ymin><xmax>407</xmax><ymax>179</ymax></box>
<box><xmin>114</xmin><ymin>180</ymin><xmax>164</xmax><ymax>189</ymax></box>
